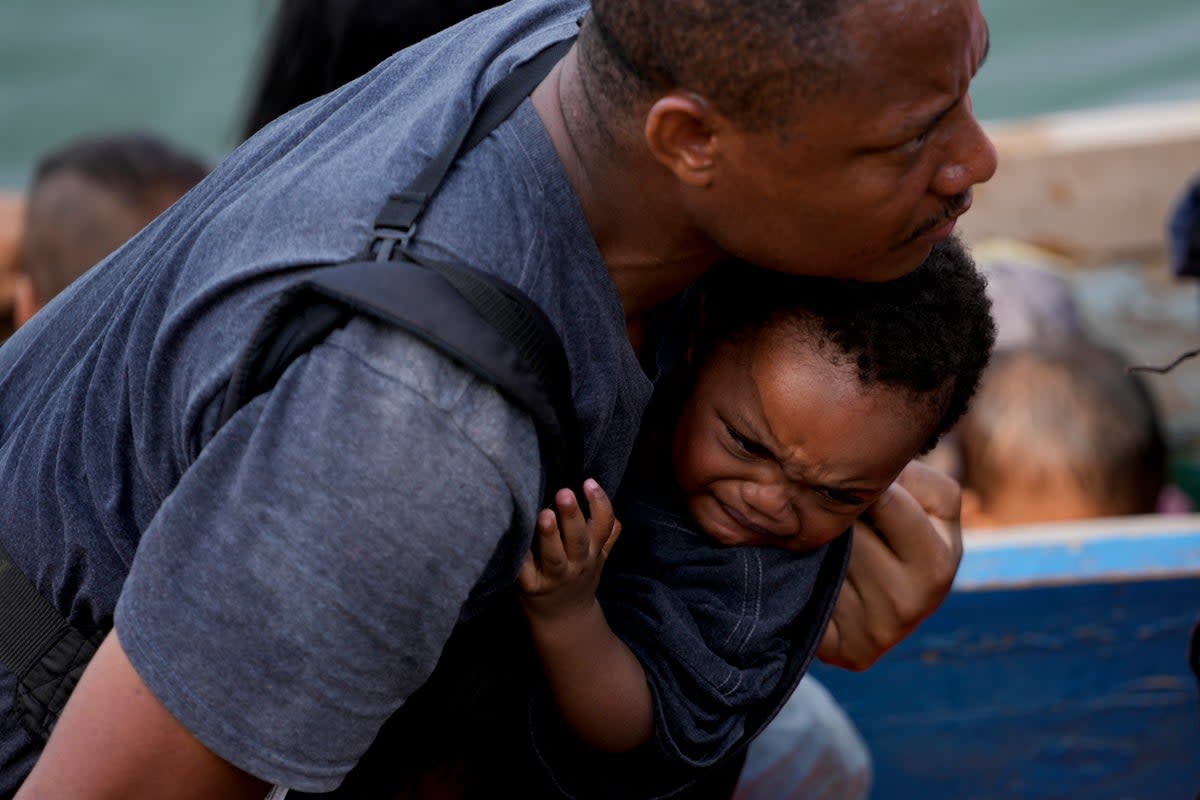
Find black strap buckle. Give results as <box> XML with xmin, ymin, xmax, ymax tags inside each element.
<box><xmin>372</xmin><ymin>224</ymin><xmax>418</xmax><ymax>263</ymax></box>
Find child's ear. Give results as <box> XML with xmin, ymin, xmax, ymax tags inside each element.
<box><xmin>960</xmin><ymin>487</ymin><xmax>993</xmax><ymax>530</ymax></box>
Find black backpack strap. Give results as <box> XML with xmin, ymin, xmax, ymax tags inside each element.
<box><xmin>371</xmin><ymin>36</ymin><xmax>575</xmax><ymax>262</ymax></box>
<box><xmin>0</xmin><ymin>542</ymin><xmax>104</xmax><ymax>739</ymax></box>
<box><xmin>221</xmin><ymin>32</ymin><xmax>584</xmax><ymax>495</ymax></box>
<box><xmin>219</xmin><ymin>255</ymin><xmax>582</xmax><ymax>504</ymax></box>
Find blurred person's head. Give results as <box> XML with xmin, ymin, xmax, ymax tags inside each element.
<box><xmin>15</xmin><ymin>131</ymin><xmax>208</xmax><ymax>326</ymax></box>
<box><xmin>959</xmin><ymin>342</ymin><xmax>1168</xmax><ymax>528</ymax></box>
<box><xmin>0</xmin><ymin>192</ymin><xmax>25</xmax><ymax>338</ymax></box>
<box><xmin>921</xmin><ymin>257</ymin><xmax>1088</xmax><ymax>479</ymax></box>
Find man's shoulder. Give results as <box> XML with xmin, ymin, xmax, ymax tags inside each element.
<box><xmin>188</xmin><ymin>0</ymin><xmax>589</xmax><ymax>275</ymax></box>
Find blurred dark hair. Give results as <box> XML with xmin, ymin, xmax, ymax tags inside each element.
<box><xmin>33</xmin><ymin>130</ymin><xmax>208</xmax><ymax>209</ymax></box>
<box><xmin>241</xmin><ymin>0</ymin><xmax>506</xmax><ymax>140</ymax></box>
<box><xmin>25</xmin><ymin>130</ymin><xmax>208</xmax><ymax>303</ymax></box>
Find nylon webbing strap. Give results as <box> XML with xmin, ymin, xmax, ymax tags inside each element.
<box><xmin>0</xmin><ymin>540</ymin><xmax>102</xmax><ymax>739</ymax></box>
<box><xmin>415</xmin><ymin>256</ymin><xmax>582</xmax><ymax>486</ymax></box>
<box><xmin>0</xmin><ymin>544</ymin><xmax>67</xmax><ymax>678</ymax></box>
<box><xmin>372</xmin><ymin>36</ymin><xmax>574</xmax><ymax>247</ymax></box>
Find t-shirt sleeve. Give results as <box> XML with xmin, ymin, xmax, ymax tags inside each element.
<box><xmin>115</xmin><ymin>317</ymin><xmax>540</xmax><ymax>792</ymax></box>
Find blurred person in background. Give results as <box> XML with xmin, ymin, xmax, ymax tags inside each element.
<box><xmin>0</xmin><ymin>193</ymin><xmax>23</xmax><ymax>339</ymax></box>
<box><xmin>958</xmin><ymin>341</ymin><xmax>1171</xmax><ymax>528</ymax></box>
<box><xmin>12</xmin><ymin>131</ymin><xmax>208</xmax><ymax>328</ymax></box>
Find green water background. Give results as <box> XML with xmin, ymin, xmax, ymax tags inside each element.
<box><xmin>1</xmin><ymin>0</ymin><xmax>1199</xmax><ymax>188</ymax></box>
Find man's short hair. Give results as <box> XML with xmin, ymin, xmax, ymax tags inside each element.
<box><xmin>584</xmin><ymin>0</ymin><xmax>855</xmax><ymax>130</ymax></box>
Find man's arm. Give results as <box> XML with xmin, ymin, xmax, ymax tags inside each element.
<box><xmin>818</xmin><ymin>460</ymin><xmax>963</xmax><ymax>670</ymax></box>
<box><xmin>16</xmin><ymin>630</ymin><xmax>268</xmax><ymax>800</ymax></box>
<box><xmin>37</xmin><ymin>321</ymin><xmax>540</xmax><ymax>793</ymax></box>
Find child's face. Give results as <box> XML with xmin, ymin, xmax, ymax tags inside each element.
<box><xmin>672</xmin><ymin>327</ymin><xmax>936</xmax><ymax>552</ymax></box>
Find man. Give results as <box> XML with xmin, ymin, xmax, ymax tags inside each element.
<box><xmin>4</xmin><ymin>0</ymin><xmax>995</xmax><ymax>796</ymax></box>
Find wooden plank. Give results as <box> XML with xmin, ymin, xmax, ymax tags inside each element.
<box><xmin>961</xmin><ymin>99</ymin><xmax>1200</xmax><ymax>264</ymax></box>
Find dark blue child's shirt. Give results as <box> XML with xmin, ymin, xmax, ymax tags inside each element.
<box><xmin>521</xmin><ymin>484</ymin><xmax>851</xmax><ymax>798</ymax></box>
<box><xmin>602</xmin><ymin>490</ymin><xmax>848</xmax><ymax>767</ymax></box>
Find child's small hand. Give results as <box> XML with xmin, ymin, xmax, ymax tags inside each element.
<box><xmin>517</xmin><ymin>479</ymin><xmax>622</xmax><ymax>622</ymax></box>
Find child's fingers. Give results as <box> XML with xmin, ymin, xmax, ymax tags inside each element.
<box><xmin>600</xmin><ymin>519</ymin><xmax>623</xmax><ymax>560</ymax></box>
<box><xmin>536</xmin><ymin>507</ymin><xmax>567</xmax><ymax>572</ymax></box>
<box><xmin>516</xmin><ymin>551</ymin><xmax>540</xmax><ymax>592</ymax></box>
<box><xmin>582</xmin><ymin>479</ymin><xmax>620</xmax><ymax>555</ymax></box>
<box><xmin>554</xmin><ymin>488</ymin><xmax>590</xmax><ymax>561</ymax></box>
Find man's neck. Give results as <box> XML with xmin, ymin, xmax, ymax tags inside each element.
<box><xmin>530</xmin><ymin>46</ymin><xmax>722</xmax><ymax>329</ymax></box>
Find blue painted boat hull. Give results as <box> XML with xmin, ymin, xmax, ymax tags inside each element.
<box><xmin>810</xmin><ymin>518</ymin><xmax>1200</xmax><ymax>798</ymax></box>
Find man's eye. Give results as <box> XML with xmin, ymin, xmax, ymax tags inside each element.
<box><xmin>897</xmin><ymin>128</ymin><xmax>931</xmax><ymax>153</ymax></box>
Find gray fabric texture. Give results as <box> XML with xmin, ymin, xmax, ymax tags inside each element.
<box><xmin>0</xmin><ymin>0</ymin><xmax>652</xmax><ymax>792</ymax></box>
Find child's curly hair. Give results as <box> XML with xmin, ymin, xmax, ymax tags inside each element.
<box><xmin>692</xmin><ymin>235</ymin><xmax>997</xmax><ymax>454</ymax></box>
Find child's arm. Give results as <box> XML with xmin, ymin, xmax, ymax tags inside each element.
<box><xmin>517</xmin><ymin>479</ymin><xmax>654</xmax><ymax>753</ymax></box>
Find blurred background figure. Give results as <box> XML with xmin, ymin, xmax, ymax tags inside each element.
<box><xmin>12</xmin><ymin>130</ymin><xmax>208</xmax><ymax>328</ymax></box>
<box><xmin>921</xmin><ymin>242</ymin><xmax>1194</xmax><ymax>527</ymax></box>
<box><xmin>957</xmin><ymin>341</ymin><xmax>1171</xmax><ymax>528</ymax></box>
<box><xmin>1168</xmin><ymin>172</ymin><xmax>1200</xmax><ymax>280</ymax></box>
<box><xmin>240</xmin><ymin>0</ymin><xmax>506</xmax><ymax>140</ymax></box>
<box><xmin>1168</xmin><ymin>171</ymin><xmax>1200</xmax><ymax>325</ymax></box>
<box><xmin>981</xmin><ymin>257</ymin><xmax>1087</xmax><ymax>353</ymax></box>
<box><xmin>0</xmin><ymin>193</ymin><xmax>24</xmax><ymax>339</ymax></box>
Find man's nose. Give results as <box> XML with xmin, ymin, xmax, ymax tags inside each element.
<box><xmin>931</xmin><ymin>96</ymin><xmax>999</xmax><ymax>198</ymax></box>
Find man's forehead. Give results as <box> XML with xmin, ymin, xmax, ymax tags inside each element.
<box><xmin>837</xmin><ymin>0</ymin><xmax>988</xmax><ymax>84</ymax></box>
<box><xmin>800</xmin><ymin>0</ymin><xmax>988</xmax><ymax>129</ymax></box>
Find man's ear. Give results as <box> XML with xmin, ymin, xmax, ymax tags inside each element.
<box><xmin>643</xmin><ymin>93</ymin><xmax>721</xmax><ymax>188</ymax></box>
<box><xmin>13</xmin><ymin>271</ymin><xmax>40</xmax><ymax>329</ymax></box>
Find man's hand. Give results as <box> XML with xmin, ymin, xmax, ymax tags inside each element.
<box><xmin>16</xmin><ymin>629</ymin><xmax>268</xmax><ymax>800</ymax></box>
<box><xmin>818</xmin><ymin>460</ymin><xmax>963</xmax><ymax>671</ymax></box>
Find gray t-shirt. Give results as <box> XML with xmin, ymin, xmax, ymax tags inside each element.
<box><xmin>0</xmin><ymin>0</ymin><xmax>651</xmax><ymax>792</ymax></box>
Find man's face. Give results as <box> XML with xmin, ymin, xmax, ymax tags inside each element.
<box><xmin>671</xmin><ymin>328</ymin><xmax>935</xmax><ymax>553</ymax></box>
<box><xmin>691</xmin><ymin>0</ymin><xmax>996</xmax><ymax>281</ymax></box>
